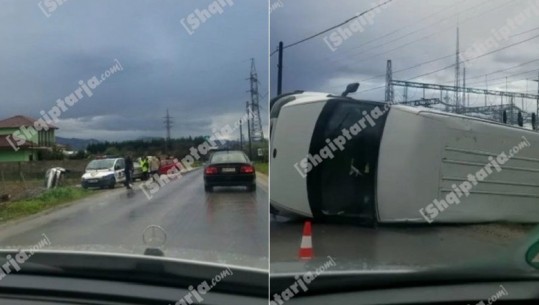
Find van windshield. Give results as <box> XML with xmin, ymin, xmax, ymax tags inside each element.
<box><xmin>308</xmin><ymin>100</ymin><xmax>388</xmax><ymax>222</ymax></box>
<box><xmin>86</xmin><ymin>159</ymin><xmax>115</xmax><ymax>170</ymax></box>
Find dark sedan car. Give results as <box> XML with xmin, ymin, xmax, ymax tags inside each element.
<box><xmin>203</xmin><ymin>150</ymin><xmax>256</xmax><ymax>192</ymax></box>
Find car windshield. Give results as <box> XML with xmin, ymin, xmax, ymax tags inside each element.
<box><xmin>0</xmin><ymin>0</ymin><xmax>268</xmax><ymax>273</ymax></box>
<box><xmin>86</xmin><ymin>159</ymin><xmax>115</xmax><ymax>170</ymax></box>
<box><xmin>211</xmin><ymin>151</ymin><xmax>249</xmax><ymax>163</ymax></box>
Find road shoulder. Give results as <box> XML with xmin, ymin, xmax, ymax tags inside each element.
<box><xmin>256</xmin><ymin>172</ymin><xmax>268</xmax><ymax>191</ymax></box>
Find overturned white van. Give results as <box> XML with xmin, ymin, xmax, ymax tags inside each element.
<box><xmin>270</xmin><ymin>91</ymin><xmax>539</xmax><ymax>224</ymax></box>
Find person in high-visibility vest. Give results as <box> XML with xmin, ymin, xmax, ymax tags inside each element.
<box><xmin>141</xmin><ymin>157</ymin><xmax>149</xmax><ymax>180</ymax></box>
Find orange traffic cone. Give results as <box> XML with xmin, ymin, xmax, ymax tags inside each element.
<box><xmin>298</xmin><ymin>221</ymin><xmax>313</xmax><ymax>260</ymax></box>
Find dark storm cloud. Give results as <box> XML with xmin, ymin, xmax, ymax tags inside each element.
<box><xmin>0</xmin><ymin>0</ymin><xmax>267</xmax><ymax>141</ymax></box>
<box><xmin>270</xmin><ymin>0</ymin><xmax>539</xmax><ymax>110</ymax></box>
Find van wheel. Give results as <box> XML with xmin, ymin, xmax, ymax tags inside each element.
<box><xmin>204</xmin><ymin>185</ymin><xmax>213</xmax><ymax>192</ymax></box>
<box><xmin>248</xmin><ymin>184</ymin><xmax>256</xmax><ymax>192</ymax></box>
<box><xmin>109</xmin><ymin>178</ymin><xmax>116</xmax><ymax>189</ymax></box>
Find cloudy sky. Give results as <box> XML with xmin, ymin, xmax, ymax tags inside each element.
<box><xmin>270</xmin><ymin>0</ymin><xmax>539</xmax><ymax>112</ymax></box>
<box><xmin>0</xmin><ymin>0</ymin><xmax>267</xmax><ymax>141</ymax></box>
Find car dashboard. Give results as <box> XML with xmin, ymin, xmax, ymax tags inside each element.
<box><xmin>0</xmin><ymin>273</ymin><xmax>266</xmax><ymax>305</ymax></box>
<box><xmin>273</xmin><ymin>280</ymin><xmax>539</xmax><ymax>305</ymax></box>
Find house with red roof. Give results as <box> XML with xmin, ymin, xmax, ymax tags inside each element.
<box><xmin>0</xmin><ymin>115</ymin><xmax>58</xmax><ymax>162</ymax></box>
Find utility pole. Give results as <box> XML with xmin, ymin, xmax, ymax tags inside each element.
<box><xmin>510</xmin><ymin>96</ymin><xmax>515</xmax><ymax>125</ymax></box>
<box><xmin>246</xmin><ymin>101</ymin><xmax>252</xmax><ymax>159</ymax></box>
<box><xmin>385</xmin><ymin>60</ymin><xmax>393</xmax><ymax>102</ymax></box>
<box><xmin>485</xmin><ymin>75</ymin><xmax>488</xmax><ymax>107</ymax></box>
<box><xmin>277</xmin><ymin>41</ymin><xmax>284</xmax><ymax>96</ymax></box>
<box><xmin>455</xmin><ymin>27</ymin><xmax>460</xmax><ymax>113</ymax></box>
<box><xmin>247</xmin><ymin>58</ymin><xmax>264</xmax><ymax>142</ymax></box>
<box><xmin>502</xmin><ymin>76</ymin><xmax>508</xmax><ymax>109</ymax></box>
<box><xmin>462</xmin><ymin>66</ymin><xmax>466</xmax><ymax>112</ymax></box>
<box><xmin>403</xmin><ymin>84</ymin><xmax>408</xmax><ymax>102</ymax></box>
<box><xmin>533</xmin><ymin>72</ymin><xmax>539</xmax><ymax>130</ymax></box>
<box><xmin>525</xmin><ymin>78</ymin><xmax>528</xmax><ymax>110</ymax></box>
<box><xmin>163</xmin><ymin>109</ymin><xmax>173</xmax><ymax>154</ymax></box>
<box><xmin>239</xmin><ymin>120</ymin><xmax>243</xmax><ymax>150</ymax></box>
<box><xmin>537</xmin><ymin>71</ymin><xmax>539</xmax><ymax>127</ymax></box>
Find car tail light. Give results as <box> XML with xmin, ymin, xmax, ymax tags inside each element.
<box><xmin>240</xmin><ymin>165</ymin><xmax>254</xmax><ymax>174</ymax></box>
<box><xmin>205</xmin><ymin>166</ymin><xmax>218</xmax><ymax>175</ymax></box>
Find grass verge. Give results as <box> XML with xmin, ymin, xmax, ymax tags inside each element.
<box><xmin>254</xmin><ymin>162</ymin><xmax>268</xmax><ymax>175</ymax></box>
<box><xmin>0</xmin><ymin>187</ymin><xmax>92</xmax><ymax>224</ymax></box>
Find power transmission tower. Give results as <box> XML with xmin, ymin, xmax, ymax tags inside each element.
<box><xmin>163</xmin><ymin>109</ymin><xmax>173</xmax><ymax>154</ymax></box>
<box><xmin>247</xmin><ymin>58</ymin><xmax>264</xmax><ymax>142</ymax></box>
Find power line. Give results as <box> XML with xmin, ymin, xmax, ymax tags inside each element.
<box><xmin>321</xmin><ymin>54</ymin><xmax>458</xmax><ymax>94</ymax></box>
<box><xmin>408</xmin><ymin>63</ymin><xmax>457</xmax><ymax>81</ymax></box>
<box><xmin>511</xmin><ymin>25</ymin><xmax>539</xmax><ymax>38</ymax></box>
<box><xmin>318</xmin><ymin>53</ymin><xmax>456</xmax><ymax>93</ymax></box>
<box><xmin>407</xmin><ymin>31</ymin><xmax>539</xmax><ymax>81</ymax></box>
<box><xmin>289</xmin><ymin>0</ymin><xmax>481</xmax><ymax>71</ymax></box>
<box><xmin>330</xmin><ymin>0</ymin><xmax>491</xmax><ymax>62</ymax></box>
<box><xmin>334</xmin><ymin>54</ymin><xmax>455</xmax><ymax>88</ymax></box>
<box><xmin>269</xmin><ymin>0</ymin><xmax>395</xmax><ymax>56</ymax></box>
<box><xmin>358</xmin><ymin>53</ymin><xmax>455</xmax><ymax>83</ymax></box>
<box><xmin>443</xmin><ymin>58</ymin><xmax>539</xmax><ymax>85</ymax></box>
<box><xmin>290</xmin><ymin>0</ymin><xmax>511</xmax><ymax>79</ymax></box>
<box><xmin>356</xmin><ymin>84</ymin><xmax>386</xmax><ymax>94</ymax></box>
<box><xmin>467</xmin><ymin>67</ymin><xmax>539</xmax><ymax>87</ymax></box>
<box><xmin>346</xmin><ymin>33</ymin><xmax>539</xmax><ymax>96</ymax></box>
<box><xmin>464</xmin><ymin>32</ymin><xmax>539</xmax><ymax>63</ymax></box>
<box><xmin>276</xmin><ymin>0</ymin><xmax>538</xmax><ymax>101</ymax></box>
<box><xmin>325</xmin><ymin>35</ymin><xmax>539</xmax><ymax>96</ymax></box>
<box><xmin>328</xmin><ymin>0</ymin><xmax>466</xmax><ymax>56</ymax></box>
<box><xmin>330</xmin><ymin>0</ymin><xmax>512</xmax><ymax>66</ymax></box>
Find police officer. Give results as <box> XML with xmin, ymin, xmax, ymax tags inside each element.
<box><xmin>125</xmin><ymin>155</ymin><xmax>134</xmax><ymax>189</ymax></box>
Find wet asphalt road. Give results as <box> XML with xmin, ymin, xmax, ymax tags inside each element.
<box><xmin>270</xmin><ymin>215</ymin><xmax>538</xmax><ymax>273</ymax></box>
<box><xmin>0</xmin><ymin>169</ymin><xmax>269</xmax><ymax>269</ymax></box>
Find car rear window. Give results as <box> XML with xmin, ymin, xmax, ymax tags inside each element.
<box><xmin>210</xmin><ymin>151</ymin><xmax>248</xmax><ymax>163</ymax></box>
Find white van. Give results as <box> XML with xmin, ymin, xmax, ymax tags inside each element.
<box><xmin>270</xmin><ymin>91</ymin><xmax>539</xmax><ymax>224</ymax></box>
<box><xmin>81</xmin><ymin>158</ymin><xmax>126</xmax><ymax>189</ymax></box>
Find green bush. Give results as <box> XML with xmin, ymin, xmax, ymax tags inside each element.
<box><xmin>0</xmin><ymin>187</ymin><xmax>91</xmax><ymax>223</ymax></box>
<box><xmin>254</xmin><ymin>162</ymin><xmax>268</xmax><ymax>175</ymax></box>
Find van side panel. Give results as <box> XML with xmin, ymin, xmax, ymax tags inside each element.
<box><xmin>376</xmin><ymin>109</ymin><xmax>444</xmax><ymax>222</ymax></box>
<box><xmin>377</xmin><ymin>107</ymin><xmax>539</xmax><ymax>223</ymax></box>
